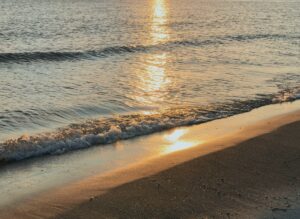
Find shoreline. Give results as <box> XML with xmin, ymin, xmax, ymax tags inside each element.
<box><xmin>57</xmin><ymin>115</ymin><xmax>300</xmax><ymax>219</ymax></box>
<box><xmin>1</xmin><ymin>102</ymin><xmax>300</xmax><ymax>218</ymax></box>
<box><xmin>2</xmin><ymin>98</ymin><xmax>300</xmax><ymax>163</ymax></box>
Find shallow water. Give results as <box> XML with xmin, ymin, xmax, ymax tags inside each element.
<box><xmin>0</xmin><ymin>0</ymin><xmax>299</xmax><ymax>161</ymax></box>
<box><xmin>1</xmin><ymin>101</ymin><xmax>299</xmax><ymax>208</ymax></box>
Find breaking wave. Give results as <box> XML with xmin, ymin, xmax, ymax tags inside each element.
<box><xmin>0</xmin><ymin>88</ymin><xmax>299</xmax><ymax>163</ymax></box>
<box><xmin>0</xmin><ymin>34</ymin><xmax>297</xmax><ymax>63</ymax></box>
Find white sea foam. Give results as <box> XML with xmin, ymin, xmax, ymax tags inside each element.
<box><xmin>0</xmin><ymin>109</ymin><xmax>216</xmax><ymax>162</ymax></box>
<box><xmin>0</xmin><ymin>90</ymin><xmax>299</xmax><ymax>162</ymax></box>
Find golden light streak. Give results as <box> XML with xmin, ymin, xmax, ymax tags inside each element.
<box><xmin>163</xmin><ymin>141</ymin><xmax>199</xmax><ymax>154</ymax></box>
<box><xmin>151</xmin><ymin>0</ymin><xmax>169</xmax><ymax>44</ymax></box>
<box><xmin>144</xmin><ymin>53</ymin><xmax>169</xmax><ymax>92</ymax></box>
<box><xmin>164</xmin><ymin>129</ymin><xmax>187</xmax><ymax>142</ymax></box>
<box><xmin>130</xmin><ymin>0</ymin><xmax>170</xmax><ymax>105</ymax></box>
<box><xmin>162</xmin><ymin>128</ymin><xmax>202</xmax><ymax>154</ymax></box>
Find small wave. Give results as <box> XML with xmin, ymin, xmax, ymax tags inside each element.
<box><xmin>0</xmin><ymin>89</ymin><xmax>299</xmax><ymax>163</ymax></box>
<box><xmin>0</xmin><ymin>46</ymin><xmax>147</xmax><ymax>63</ymax></box>
<box><xmin>0</xmin><ymin>34</ymin><xmax>296</xmax><ymax>64</ymax></box>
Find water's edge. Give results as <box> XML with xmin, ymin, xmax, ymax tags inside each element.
<box><xmin>1</xmin><ymin>88</ymin><xmax>299</xmax><ymax>163</ymax></box>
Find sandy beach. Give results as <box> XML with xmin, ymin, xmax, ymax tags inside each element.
<box><xmin>55</xmin><ymin>113</ymin><xmax>300</xmax><ymax>219</ymax></box>
<box><xmin>1</xmin><ymin>105</ymin><xmax>299</xmax><ymax>219</ymax></box>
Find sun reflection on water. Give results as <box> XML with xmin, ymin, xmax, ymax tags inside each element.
<box><xmin>151</xmin><ymin>0</ymin><xmax>169</xmax><ymax>44</ymax></box>
<box><xmin>130</xmin><ymin>0</ymin><xmax>171</xmax><ymax>106</ymax></box>
<box><xmin>154</xmin><ymin>0</ymin><xmax>167</xmax><ymax>19</ymax></box>
<box><xmin>142</xmin><ymin>0</ymin><xmax>170</xmax><ymax>101</ymax></box>
<box><xmin>144</xmin><ymin>53</ymin><xmax>169</xmax><ymax>92</ymax></box>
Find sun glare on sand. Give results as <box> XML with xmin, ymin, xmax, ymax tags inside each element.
<box><xmin>162</xmin><ymin>129</ymin><xmax>202</xmax><ymax>154</ymax></box>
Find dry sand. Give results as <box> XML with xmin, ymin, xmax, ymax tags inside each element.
<box><xmin>2</xmin><ymin>110</ymin><xmax>300</xmax><ymax>219</ymax></box>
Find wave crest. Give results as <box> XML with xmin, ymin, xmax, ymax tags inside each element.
<box><xmin>0</xmin><ymin>34</ymin><xmax>296</xmax><ymax>63</ymax></box>
<box><xmin>1</xmin><ymin>89</ymin><xmax>299</xmax><ymax>163</ymax></box>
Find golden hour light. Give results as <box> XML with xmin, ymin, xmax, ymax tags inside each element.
<box><xmin>162</xmin><ymin>141</ymin><xmax>199</xmax><ymax>154</ymax></box>
<box><xmin>128</xmin><ymin>0</ymin><xmax>170</xmax><ymax>106</ymax></box>
<box><xmin>131</xmin><ymin>52</ymin><xmax>171</xmax><ymax>105</ymax></box>
<box><xmin>151</xmin><ymin>0</ymin><xmax>169</xmax><ymax>43</ymax></box>
<box><xmin>1</xmin><ymin>0</ymin><xmax>299</xmax><ymax>217</ymax></box>
<box><xmin>145</xmin><ymin>53</ymin><xmax>169</xmax><ymax>91</ymax></box>
<box><xmin>162</xmin><ymin>128</ymin><xmax>202</xmax><ymax>154</ymax></box>
<box><xmin>153</xmin><ymin>0</ymin><xmax>167</xmax><ymax>21</ymax></box>
<box><xmin>164</xmin><ymin>129</ymin><xmax>187</xmax><ymax>142</ymax></box>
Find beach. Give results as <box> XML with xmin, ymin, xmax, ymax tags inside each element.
<box><xmin>1</xmin><ymin>103</ymin><xmax>300</xmax><ymax>219</ymax></box>
<box><xmin>1</xmin><ymin>0</ymin><xmax>300</xmax><ymax>218</ymax></box>
<box><xmin>57</xmin><ymin>118</ymin><xmax>300</xmax><ymax>219</ymax></box>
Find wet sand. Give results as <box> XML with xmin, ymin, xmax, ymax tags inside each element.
<box><xmin>2</xmin><ymin>109</ymin><xmax>300</xmax><ymax>219</ymax></box>
<box><xmin>55</xmin><ymin>115</ymin><xmax>300</xmax><ymax>218</ymax></box>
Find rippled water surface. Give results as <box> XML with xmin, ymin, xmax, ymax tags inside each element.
<box><xmin>0</xmin><ymin>0</ymin><xmax>299</xmax><ymax>161</ymax></box>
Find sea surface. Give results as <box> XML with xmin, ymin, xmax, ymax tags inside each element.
<box><xmin>0</xmin><ymin>0</ymin><xmax>299</xmax><ymax>161</ymax></box>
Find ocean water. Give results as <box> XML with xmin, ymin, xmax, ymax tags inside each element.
<box><xmin>0</xmin><ymin>0</ymin><xmax>299</xmax><ymax>161</ymax></box>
